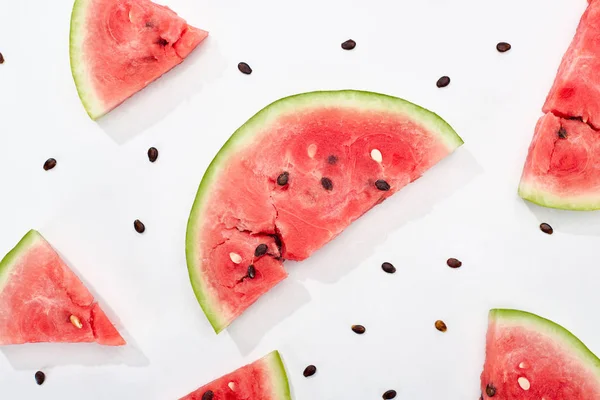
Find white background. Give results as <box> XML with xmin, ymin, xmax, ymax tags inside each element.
<box><xmin>0</xmin><ymin>0</ymin><xmax>597</xmax><ymax>399</ymax></box>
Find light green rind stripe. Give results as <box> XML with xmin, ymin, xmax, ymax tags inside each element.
<box><xmin>0</xmin><ymin>230</ymin><xmax>42</xmax><ymax>291</ymax></box>
<box><xmin>264</xmin><ymin>351</ymin><xmax>292</xmax><ymax>399</ymax></box>
<box><xmin>186</xmin><ymin>90</ymin><xmax>464</xmax><ymax>333</ymax></box>
<box><xmin>519</xmin><ymin>181</ymin><xmax>600</xmax><ymax>211</ymax></box>
<box><xmin>490</xmin><ymin>309</ymin><xmax>600</xmax><ymax>376</ymax></box>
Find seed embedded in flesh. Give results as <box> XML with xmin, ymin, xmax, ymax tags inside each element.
<box><xmin>436</xmin><ymin>76</ymin><xmax>451</xmax><ymax>88</ymax></box>
<box><xmin>321</xmin><ymin>177</ymin><xmax>333</xmax><ymax>191</ymax></box>
<box><xmin>446</xmin><ymin>258</ymin><xmax>462</xmax><ymax>268</ymax></box>
<box><xmin>540</xmin><ymin>223</ymin><xmax>553</xmax><ymax>235</ymax></box>
<box><xmin>277</xmin><ymin>171</ymin><xmax>289</xmax><ymax>186</ymax></box>
<box><xmin>229</xmin><ymin>252</ymin><xmax>242</xmax><ymax>264</ymax></box>
<box><xmin>519</xmin><ymin>362</ymin><xmax>528</xmax><ymax>369</ymax></box>
<box><xmin>157</xmin><ymin>38</ymin><xmax>168</xmax><ymax>46</ymax></box>
<box><xmin>496</xmin><ymin>42</ymin><xmax>512</xmax><ymax>53</ymax></box>
<box><xmin>382</xmin><ymin>390</ymin><xmax>397</xmax><ymax>399</ymax></box>
<box><xmin>69</xmin><ymin>315</ymin><xmax>83</xmax><ymax>329</ymax></box>
<box><xmin>518</xmin><ymin>377</ymin><xmax>530</xmax><ymax>390</ymax></box>
<box><xmin>341</xmin><ymin>39</ymin><xmax>356</xmax><ymax>50</ymax></box>
<box><xmin>147</xmin><ymin>147</ymin><xmax>159</xmax><ymax>162</ymax></box>
<box><xmin>308</xmin><ymin>144</ymin><xmax>317</xmax><ymax>158</ymax></box>
<box><xmin>254</xmin><ymin>244</ymin><xmax>268</xmax><ymax>257</ymax></box>
<box><xmin>238</xmin><ymin>62</ymin><xmax>252</xmax><ymax>75</ymax></box>
<box><xmin>351</xmin><ymin>324</ymin><xmax>366</xmax><ymax>334</ymax></box>
<box><xmin>371</xmin><ymin>149</ymin><xmax>383</xmax><ymax>163</ymax></box>
<box><xmin>375</xmin><ymin>180</ymin><xmax>390</xmax><ymax>191</ymax></box>
<box><xmin>35</xmin><ymin>371</ymin><xmax>45</xmax><ymax>385</ymax></box>
<box><xmin>247</xmin><ymin>264</ymin><xmax>256</xmax><ymax>279</ymax></box>
<box><xmin>134</xmin><ymin>219</ymin><xmax>146</xmax><ymax>234</ymax></box>
<box><xmin>201</xmin><ymin>390</ymin><xmax>214</xmax><ymax>400</ymax></box>
<box><xmin>435</xmin><ymin>320</ymin><xmax>447</xmax><ymax>332</ymax></box>
<box><xmin>381</xmin><ymin>262</ymin><xmax>396</xmax><ymax>274</ymax></box>
<box><xmin>327</xmin><ymin>155</ymin><xmax>338</xmax><ymax>165</ymax></box>
<box><xmin>558</xmin><ymin>127</ymin><xmax>568</xmax><ymax>139</ymax></box>
<box><xmin>303</xmin><ymin>365</ymin><xmax>317</xmax><ymax>377</ymax></box>
<box><xmin>485</xmin><ymin>384</ymin><xmax>496</xmax><ymax>397</ymax></box>
<box><xmin>228</xmin><ymin>382</ymin><xmax>236</xmax><ymax>391</ymax></box>
<box><xmin>43</xmin><ymin>158</ymin><xmax>57</xmax><ymax>171</ymax></box>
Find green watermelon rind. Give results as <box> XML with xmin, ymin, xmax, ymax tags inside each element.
<box><xmin>0</xmin><ymin>230</ymin><xmax>41</xmax><ymax>291</ymax></box>
<box><xmin>490</xmin><ymin>309</ymin><xmax>600</xmax><ymax>375</ymax></box>
<box><xmin>264</xmin><ymin>351</ymin><xmax>292</xmax><ymax>399</ymax></box>
<box><xmin>518</xmin><ymin>182</ymin><xmax>600</xmax><ymax>211</ymax></box>
<box><xmin>186</xmin><ymin>90</ymin><xmax>464</xmax><ymax>333</ymax></box>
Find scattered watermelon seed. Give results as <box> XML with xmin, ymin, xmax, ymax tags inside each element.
<box><xmin>147</xmin><ymin>147</ymin><xmax>159</xmax><ymax>162</ymax></box>
<box><xmin>201</xmin><ymin>391</ymin><xmax>214</xmax><ymax>400</ymax></box>
<box><xmin>382</xmin><ymin>390</ymin><xmax>397</xmax><ymax>399</ymax></box>
<box><xmin>229</xmin><ymin>252</ymin><xmax>242</xmax><ymax>264</ymax></box>
<box><xmin>370</xmin><ymin>148</ymin><xmax>383</xmax><ymax>163</ymax></box>
<box><xmin>308</xmin><ymin>144</ymin><xmax>317</xmax><ymax>158</ymax></box>
<box><xmin>381</xmin><ymin>262</ymin><xmax>396</xmax><ymax>274</ymax></box>
<box><xmin>496</xmin><ymin>42</ymin><xmax>512</xmax><ymax>53</ymax></box>
<box><xmin>228</xmin><ymin>382</ymin><xmax>236</xmax><ymax>391</ymax></box>
<box><xmin>34</xmin><ymin>371</ymin><xmax>45</xmax><ymax>385</ymax></box>
<box><xmin>69</xmin><ymin>315</ymin><xmax>83</xmax><ymax>329</ymax></box>
<box><xmin>485</xmin><ymin>384</ymin><xmax>496</xmax><ymax>397</ymax></box>
<box><xmin>254</xmin><ymin>244</ymin><xmax>268</xmax><ymax>257</ymax></box>
<box><xmin>446</xmin><ymin>258</ymin><xmax>462</xmax><ymax>268</ymax></box>
<box><xmin>540</xmin><ymin>223</ymin><xmax>553</xmax><ymax>235</ymax></box>
<box><xmin>134</xmin><ymin>219</ymin><xmax>146</xmax><ymax>234</ymax></box>
<box><xmin>238</xmin><ymin>62</ymin><xmax>252</xmax><ymax>75</ymax></box>
<box><xmin>303</xmin><ymin>365</ymin><xmax>317</xmax><ymax>377</ymax></box>
<box><xmin>435</xmin><ymin>320</ymin><xmax>447</xmax><ymax>332</ymax></box>
<box><xmin>436</xmin><ymin>76</ymin><xmax>451</xmax><ymax>88</ymax></box>
<box><xmin>558</xmin><ymin>127</ymin><xmax>568</xmax><ymax>139</ymax></box>
<box><xmin>321</xmin><ymin>177</ymin><xmax>333</xmax><ymax>190</ymax></box>
<box><xmin>351</xmin><ymin>324</ymin><xmax>366</xmax><ymax>334</ymax></box>
<box><xmin>518</xmin><ymin>377</ymin><xmax>530</xmax><ymax>391</ymax></box>
<box><xmin>277</xmin><ymin>172</ymin><xmax>289</xmax><ymax>186</ymax></box>
<box><xmin>375</xmin><ymin>180</ymin><xmax>390</xmax><ymax>191</ymax></box>
<box><xmin>43</xmin><ymin>158</ymin><xmax>57</xmax><ymax>171</ymax></box>
<box><xmin>327</xmin><ymin>155</ymin><xmax>338</xmax><ymax>164</ymax></box>
<box><xmin>341</xmin><ymin>39</ymin><xmax>356</xmax><ymax>50</ymax></box>
<box><xmin>519</xmin><ymin>362</ymin><xmax>528</xmax><ymax>369</ymax></box>
<box><xmin>0</xmin><ymin>52</ymin><xmax>4</xmax><ymax>64</ymax></box>
<box><xmin>247</xmin><ymin>264</ymin><xmax>256</xmax><ymax>279</ymax></box>
<box><xmin>157</xmin><ymin>38</ymin><xmax>168</xmax><ymax>46</ymax></box>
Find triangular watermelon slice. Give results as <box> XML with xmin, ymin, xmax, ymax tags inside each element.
<box><xmin>0</xmin><ymin>230</ymin><xmax>125</xmax><ymax>346</ymax></box>
<box><xmin>480</xmin><ymin>309</ymin><xmax>600</xmax><ymax>399</ymax></box>
<box><xmin>179</xmin><ymin>351</ymin><xmax>291</xmax><ymax>400</ymax></box>
<box><xmin>186</xmin><ymin>90</ymin><xmax>464</xmax><ymax>332</ymax></box>
<box><xmin>70</xmin><ymin>0</ymin><xmax>208</xmax><ymax>119</ymax></box>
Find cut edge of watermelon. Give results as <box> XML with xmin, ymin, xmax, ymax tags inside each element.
<box><xmin>263</xmin><ymin>350</ymin><xmax>293</xmax><ymax>399</ymax></box>
<box><xmin>0</xmin><ymin>229</ymin><xmax>40</xmax><ymax>290</ymax></box>
<box><xmin>518</xmin><ymin>181</ymin><xmax>600</xmax><ymax>211</ymax></box>
<box><xmin>185</xmin><ymin>90</ymin><xmax>464</xmax><ymax>333</ymax></box>
<box><xmin>489</xmin><ymin>309</ymin><xmax>600</xmax><ymax>376</ymax></box>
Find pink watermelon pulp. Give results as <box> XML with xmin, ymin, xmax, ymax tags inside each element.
<box><xmin>186</xmin><ymin>90</ymin><xmax>463</xmax><ymax>333</ymax></box>
<box><xmin>70</xmin><ymin>0</ymin><xmax>208</xmax><ymax>119</ymax></box>
<box><xmin>0</xmin><ymin>230</ymin><xmax>125</xmax><ymax>346</ymax></box>
<box><xmin>179</xmin><ymin>350</ymin><xmax>290</xmax><ymax>400</ymax></box>
<box><xmin>480</xmin><ymin>309</ymin><xmax>600</xmax><ymax>399</ymax></box>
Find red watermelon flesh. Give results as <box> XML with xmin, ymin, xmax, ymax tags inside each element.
<box><xmin>481</xmin><ymin>309</ymin><xmax>600</xmax><ymax>399</ymax></box>
<box><xmin>70</xmin><ymin>0</ymin><xmax>208</xmax><ymax>119</ymax></box>
<box><xmin>519</xmin><ymin>113</ymin><xmax>600</xmax><ymax>209</ymax></box>
<box><xmin>543</xmin><ymin>0</ymin><xmax>600</xmax><ymax>129</ymax></box>
<box><xmin>179</xmin><ymin>351</ymin><xmax>291</xmax><ymax>400</ymax></box>
<box><xmin>0</xmin><ymin>230</ymin><xmax>125</xmax><ymax>346</ymax></box>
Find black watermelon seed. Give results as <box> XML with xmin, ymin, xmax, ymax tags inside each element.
<box><xmin>558</xmin><ymin>127</ymin><xmax>568</xmax><ymax>139</ymax></box>
<box><xmin>0</xmin><ymin>52</ymin><xmax>4</xmax><ymax>64</ymax></box>
<box><xmin>247</xmin><ymin>264</ymin><xmax>256</xmax><ymax>279</ymax></box>
<box><xmin>446</xmin><ymin>258</ymin><xmax>462</xmax><ymax>268</ymax></box>
<box><xmin>381</xmin><ymin>262</ymin><xmax>396</xmax><ymax>274</ymax></box>
<box><xmin>375</xmin><ymin>180</ymin><xmax>390</xmax><ymax>191</ymax></box>
<box><xmin>157</xmin><ymin>38</ymin><xmax>169</xmax><ymax>46</ymax></box>
<box><xmin>303</xmin><ymin>365</ymin><xmax>317</xmax><ymax>377</ymax></box>
<box><xmin>34</xmin><ymin>371</ymin><xmax>45</xmax><ymax>385</ymax></box>
<box><xmin>351</xmin><ymin>324</ymin><xmax>366</xmax><ymax>334</ymax></box>
<box><xmin>254</xmin><ymin>244</ymin><xmax>268</xmax><ymax>257</ymax></box>
<box><xmin>147</xmin><ymin>147</ymin><xmax>159</xmax><ymax>162</ymax></box>
<box><xmin>201</xmin><ymin>390</ymin><xmax>214</xmax><ymax>400</ymax></box>
<box><xmin>496</xmin><ymin>42</ymin><xmax>512</xmax><ymax>53</ymax></box>
<box><xmin>321</xmin><ymin>177</ymin><xmax>333</xmax><ymax>190</ymax></box>
<box><xmin>238</xmin><ymin>62</ymin><xmax>252</xmax><ymax>75</ymax></box>
<box><xmin>382</xmin><ymin>390</ymin><xmax>397</xmax><ymax>399</ymax></box>
<box><xmin>43</xmin><ymin>158</ymin><xmax>57</xmax><ymax>171</ymax></box>
<box><xmin>277</xmin><ymin>172</ymin><xmax>289</xmax><ymax>186</ymax></box>
<box><xmin>341</xmin><ymin>39</ymin><xmax>356</xmax><ymax>50</ymax></box>
<box><xmin>568</xmin><ymin>116</ymin><xmax>583</xmax><ymax>121</ymax></box>
<box><xmin>134</xmin><ymin>219</ymin><xmax>146</xmax><ymax>234</ymax></box>
<box><xmin>436</xmin><ymin>76</ymin><xmax>451</xmax><ymax>88</ymax></box>
<box><xmin>272</xmin><ymin>234</ymin><xmax>282</xmax><ymax>249</ymax></box>
<box><xmin>485</xmin><ymin>384</ymin><xmax>496</xmax><ymax>397</ymax></box>
<box><xmin>327</xmin><ymin>155</ymin><xmax>338</xmax><ymax>165</ymax></box>
<box><xmin>540</xmin><ymin>222</ymin><xmax>553</xmax><ymax>235</ymax></box>
<box><xmin>435</xmin><ymin>320</ymin><xmax>447</xmax><ymax>332</ymax></box>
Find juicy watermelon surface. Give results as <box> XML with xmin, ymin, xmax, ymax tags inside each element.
<box><xmin>70</xmin><ymin>0</ymin><xmax>208</xmax><ymax>119</ymax></box>
<box><xmin>179</xmin><ymin>351</ymin><xmax>291</xmax><ymax>400</ymax></box>
<box><xmin>0</xmin><ymin>230</ymin><xmax>125</xmax><ymax>346</ymax></box>
<box><xmin>186</xmin><ymin>90</ymin><xmax>463</xmax><ymax>332</ymax></box>
<box><xmin>481</xmin><ymin>309</ymin><xmax>600</xmax><ymax>399</ymax></box>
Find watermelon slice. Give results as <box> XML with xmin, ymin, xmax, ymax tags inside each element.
<box><xmin>480</xmin><ymin>309</ymin><xmax>600</xmax><ymax>399</ymax></box>
<box><xmin>186</xmin><ymin>90</ymin><xmax>463</xmax><ymax>333</ymax></box>
<box><xmin>0</xmin><ymin>230</ymin><xmax>125</xmax><ymax>346</ymax></box>
<box><xmin>70</xmin><ymin>0</ymin><xmax>208</xmax><ymax>119</ymax></box>
<box><xmin>519</xmin><ymin>113</ymin><xmax>600</xmax><ymax>210</ymax></box>
<box><xmin>179</xmin><ymin>350</ymin><xmax>291</xmax><ymax>400</ymax></box>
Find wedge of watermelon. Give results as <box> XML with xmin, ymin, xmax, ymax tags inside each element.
<box><xmin>70</xmin><ymin>0</ymin><xmax>208</xmax><ymax>119</ymax></box>
<box><xmin>179</xmin><ymin>351</ymin><xmax>291</xmax><ymax>400</ymax></box>
<box><xmin>480</xmin><ymin>309</ymin><xmax>600</xmax><ymax>399</ymax></box>
<box><xmin>0</xmin><ymin>230</ymin><xmax>125</xmax><ymax>346</ymax></box>
<box><xmin>186</xmin><ymin>90</ymin><xmax>463</xmax><ymax>333</ymax></box>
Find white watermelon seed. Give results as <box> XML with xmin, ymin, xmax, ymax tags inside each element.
<box><xmin>69</xmin><ymin>315</ymin><xmax>83</xmax><ymax>329</ymax></box>
<box><xmin>228</xmin><ymin>382</ymin><xmax>236</xmax><ymax>391</ymax></box>
<box><xmin>370</xmin><ymin>149</ymin><xmax>383</xmax><ymax>163</ymax></box>
<box><xmin>518</xmin><ymin>377</ymin><xmax>530</xmax><ymax>390</ymax></box>
<box><xmin>229</xmin><ymin>253</ymin><xmax>242</xmax><ymax>264</ymax></box>
<box><xmin>519</xmin><ymin>362</ymin><xmax>528</xmax><ymax>369</ymax></box>
<box><xmin>308</xmin><ymin>144</ymin><xmax>317</xmax><ymax>158</ymax></box>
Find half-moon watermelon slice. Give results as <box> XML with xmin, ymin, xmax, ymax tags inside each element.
<box><xmin>480</xmin><ymin>309</ymin><xmax>600</xmax><ymax>399</ymax></box>
<box><xmin>186</xmin><ymin>90</ymin><xmax>464</xmax><ymax>333</ymax></box>
<box><xmin>0</xmin><ymin>230</ymin><xmax>125</xmax><ymax>346</ymax></box>
<box><xmin>179</xmin><ymin>350</ymin><xmax>291</xmax><ymax>400</ymax></box>
<box><xmin>70</xmin><ymin>0</ymin><xmax>208</xmax><ymax>119</ymax></box>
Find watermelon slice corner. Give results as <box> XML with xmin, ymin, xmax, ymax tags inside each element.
<box><xmin>69</xmin><ymin>0</ymin><xmax>208</xmax><ymax>119</ymax></box>
<box><xmin>0</xmin><ymin>230</ymin><xmax>125</xmax><ymax>346</ymax></box>
<box><xmin>481</xmin><ymin>308</ymin><xmax>600</xmax><ymax>399</ymax></box>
